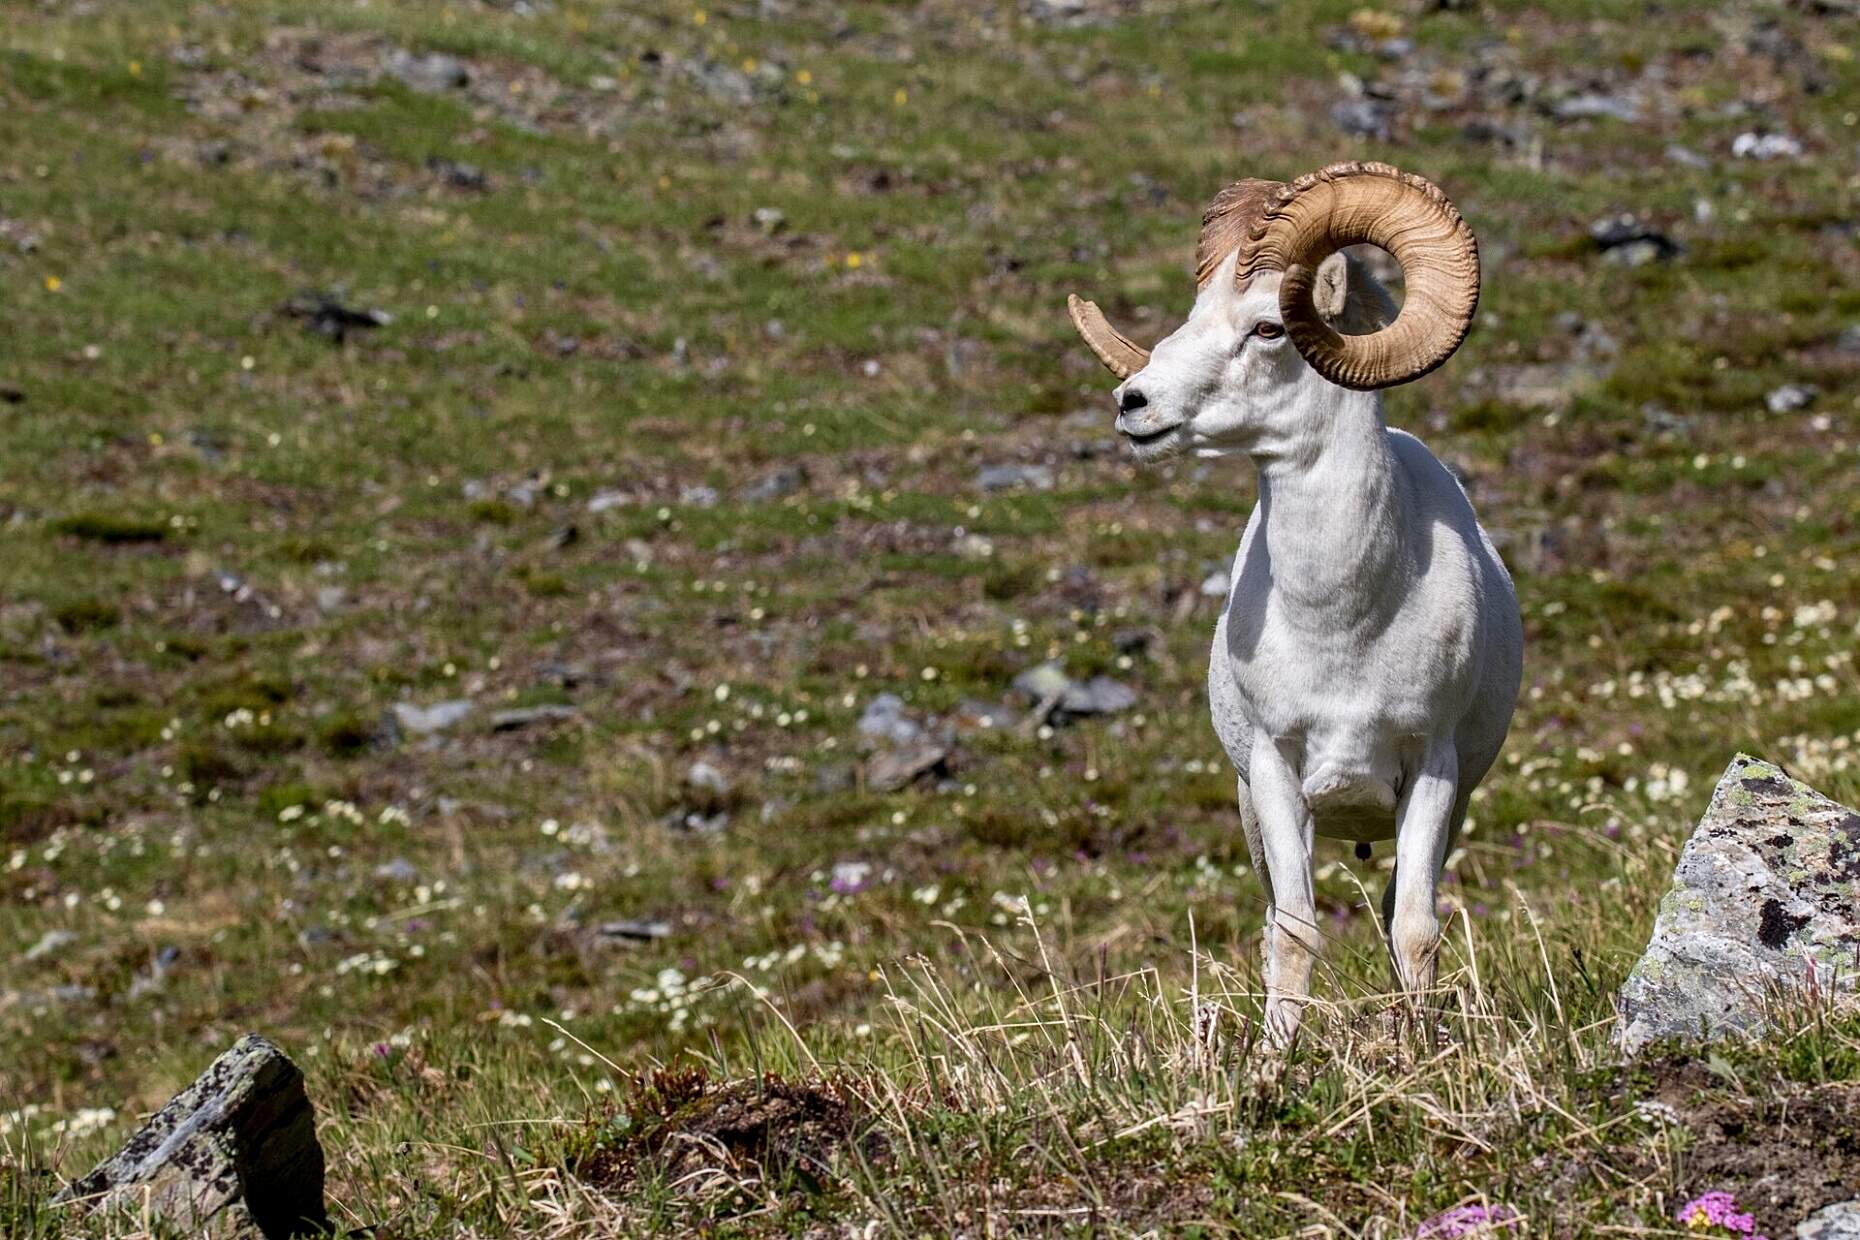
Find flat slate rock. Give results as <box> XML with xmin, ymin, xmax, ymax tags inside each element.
<box><xmin>56</xmin><ymin>1034</ymin><xmax>328</xmax><ymax>1238</ymax></box>
<box><xmin>866</xmin><ymin>740</ymin><xmax>950</xmax><ymax>793</ymax></box>
<box><xmin>1617</xmin><ymin>754</ymin><xmax>1860</xmax><ymax>1056</ymax></box>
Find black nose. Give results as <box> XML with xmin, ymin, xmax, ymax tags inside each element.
<box><xmin>1118</xmin><ymin>385</ymin><xmax>1148</xmax><ymax>413</ymax></box>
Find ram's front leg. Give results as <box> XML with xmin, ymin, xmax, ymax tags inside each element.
<box><xmin>1389</xmin><ymin>744</ymin><xmax>1458</xmax><ymax>1016</ymax></box>
<box><xmin>1249</xmin><ymin>741</ymin><xmax>1318</xmax><ymax>1046</ymax></box>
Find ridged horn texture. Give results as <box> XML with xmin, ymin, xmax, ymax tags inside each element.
<box><xmin>1196</xmin><ymin>178</ymin><xmax>1283</xmax><ymax>289</ymax></box>
<box><xmin>1237</xmin><ymin>161</ymin><xmax>1479</xmax><ymax>391</ymax></box>
<box><xmin>1066</xmin><ymin>293</ymin><xmax>1149</xmax><ymax>380</ymax></box>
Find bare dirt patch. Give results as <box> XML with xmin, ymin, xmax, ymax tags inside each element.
<box><xmin>1639</xmin><ymin>1056</ymin><xmax>1860</xmax><ymax>1232</ymax></box>
<box><xmin>574</xmin><ymin>1069</ymin><xmax>884</xmax><ymax>1194</ymax></box>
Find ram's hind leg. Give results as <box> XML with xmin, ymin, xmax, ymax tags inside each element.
<box><xmin>1387</xmin><ymin>745</ymin><xmax>1461</xmax><ymax>1039</ymax></box>
<box><xmin>1238</xmin><ymin>777</ymin><xmax>1277</xmax><ymax>972</ymax></box>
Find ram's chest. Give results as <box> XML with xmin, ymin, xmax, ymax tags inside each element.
<box><xmin>1224</xmin><ymin>588</ymin><xmax>1475</xmax><ymax>744</ymax></box>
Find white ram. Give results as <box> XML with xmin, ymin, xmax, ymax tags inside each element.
<box><xmin>1068</xmin><ymin>162</ymin><xmax>1523</xmax><ymax>1042</ymax></box>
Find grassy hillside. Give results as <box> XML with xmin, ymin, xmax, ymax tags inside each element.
<box><xmin>4</xmin><ymin>0</ymin><xmax>1860</xmax><ymax>1234</ymax></box>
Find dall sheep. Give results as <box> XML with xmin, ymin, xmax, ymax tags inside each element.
<box><xmin>1067</xmin><ymin>162</ymin><xmax>1522</xmax><ymax>1043</ymax></box>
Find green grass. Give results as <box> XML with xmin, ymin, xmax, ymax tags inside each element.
<box><xmin>4</xmin><ymin>0</ymin><xmax>1860</xmax><ymax>1235</ymax></box>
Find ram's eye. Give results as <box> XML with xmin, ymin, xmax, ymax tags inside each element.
<box><xmin>1253</xmin><ymin>321</ymin><xmax>1285</xmax><ymax>340</ymax></box>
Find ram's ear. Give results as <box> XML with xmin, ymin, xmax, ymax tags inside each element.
<box><xmin>1314</xmin><ymin>251</ymin><xmax>1400</xmax><ymax>336</ymax></box>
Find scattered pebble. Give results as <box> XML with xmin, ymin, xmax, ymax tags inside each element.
<box><xmin>590</xmin><ymin>919</ymin><xmax>673</xmax><ymax>944</ymax></box>
<box><xmin>1330</xmin><ymin>97</ymin><xmax>1392</xmax><ymax>140</ymax></box>
<box><xmin>23</xmin><ymin>929</ymin><xmax>77</xmax><ymax>963</ymax></box>
<box><xmin>742</xmin><ymin>465</ymin><xmax>807</xmax><ymax>501</ymax></box>
<box><xmin>976</xmin><ymin>463</ymin><xmax>1054</xmax><ymax>492</ymax></box>
<box><xmin>586</xmin><ymin>489</ymin><xmax>635</xmax><ymax>514</ymax></box>
<box><xmin>490</xmin><ymin>704</ymin><xmax>580</xmax><ymax>732</ymax></box>
<box><xmin>282</xmin><ymin>291</ymin><xmax>392</xmax><ymax>343</ymax></box>
<box><xmin>1588</xmin><ymin>214</ymin><xmax>1681</xmax><ymax>266</ymax></box>
<box><xmin>858</xmin><ymin>693</ymin><xmax>924</xmax><ymax>746</ymax></box>
<box><xmin>390</xmin><ymin>699</ymin><xmax>474</xmax><ymax>736</ymax></box>
<box><xmin>386</xmin><ymin>49</ymin><xmax>471</xmax><ymax>93</ymax></box>
<box><xmin>1765</xmin><ymin>383</ymin><xmax>1817</xmax><ymax>415</ymax></box>
<box><xmin>1731</xmin><ymin>131</ymin><xmax>1802</xmax><ymax>160</ymax></box>
<box><xmin>373</xmin><ymin>858</ymin><xmax>419</xmax><ymax>884</ymax></box>
<box><xmin>866</xmin><ymin>740</ymin><xmax>951</xmax><ymax>793</ymax></box>
<box><xmin>1013</xmin><ymin>662</ymin><xmax>1137</xmax><ymax>721</ymax></box>
<box><xmin>686</xmin><ymin>761</ymin><xmax>731</xmax><ymax>797</ymax></box>
<box><xmin>1551</xmin><ymin>93</ymin><xmax>1639</xmax><ymax>123</ymax></box>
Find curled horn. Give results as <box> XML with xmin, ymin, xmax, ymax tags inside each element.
<box><xmin>1237</xmin><ymin>161</ymin><xmax>1479</xmax><ymax>390</ymax></box>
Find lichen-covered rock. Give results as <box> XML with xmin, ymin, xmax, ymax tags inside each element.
<box><xmin>56</xmin><ymin>1034</ymin><xmax>328</xmax><ymax>1238</ymax></box>
<box><xmin>1618</xmin><ymin>754</ymin><xmax>1860</xmax><ymax>1056</ymax></box>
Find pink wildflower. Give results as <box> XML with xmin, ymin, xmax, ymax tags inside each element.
<box><xmin>1415</xmin><ymin>1203</ymin><xmax>1521</xmax><ymax>1238</ymax></box>
<box><xmin>1676</xmin><ymin>1191</ymin><xmax>1767</xmax><ymax>1240</ymax></box>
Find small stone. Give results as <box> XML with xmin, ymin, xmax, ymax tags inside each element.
<box><xmin>686</xmin><ymin>761</ymin><xmax>730</xmax><ymax>797</ymax></box>
<box><xmin>1641</xmin><ymin>404</ymin><xmax>1695</xmax><ymax>437</ymax></box>
<box><xmin>1065</xmin><ymin>675</ymin><xmax>1137</xmax><ymax>715</ymax></box>
<box><xmin>1551</xmin><ymin>92</ymin><xmax>1639</xmax><ymax>123</ymax></box>
<box><xmin>427</xmin><ymin>157</ymin><xmax>487</xmax><ymax>190</ymax></box>
<box><xmin>127</xmin><ymin>946</ymin><xmax>181</xmax><ymax>1000</ymax></box>
<box><xmin>56</xmin><ymin>1034</ymin><xmax>329</xmax><ymax>1238</ymax></box>
<box><xmin>867</xmin><ymin>740</ymin><xmax>951</xmax><ymax>793</ymax></box>
<box><xmin>386</xmin><ymin>49</ymin><xmax>471</xmax><ymax>92</ymax></box>
<box><xmin>490</xmin><ymin>704</ymin><xmax>580</xmax><ymax>731</ymax></box>
<box><xmin>590</xmin><ymin>919</ymin><xmax>672</xmax><ymax>944</ymax></box>
<box><xmin>281</xmin><ymin>291</ymin><xmax>391</xmax><ymax>343</ymax></box>
<box><xmin>952</xmin><ymin>698</ymin><xmax>1019</xmax><ymax>732</ymax></box>
<box><xmin>1012</xmin><ymin>661</ymin><xmax>1075</xmax><ymax>704</ymax></box>
<box><xmin>1765</xmin><ymin>383</ymin><xmax>1818</xmax><ymax>415</ymax></box>
<box><xmin>1200</xmin><ymin>569</ymin><xmax>1231</xmax><ymax>598</ymax></box>
<box><xmin>1617</xmin><ymin>754</ymin><xmax>1860</xmax><ymax>1055</ymax></box>
<box><xmin>742</xmin><ymin>465</ymin><xmax>807</xmax><ymax>501</ymax></box>
<box><xmin>1606</xmin><ymin>239</ymin><xmax>1672</xmax><ymax>268</ymax></box>
<box><xmin>976</xmin><ymin>463</ymin><xmax>1055</xmax><ymax>492</ymax></box>
<box><xmin>954</xmin><ymin>532</ymin><xmax>994</xmax><ymax>560</ymax></box>
<box><xmin>1588</xmin><ymin>214</ymin><xmax>1681</xmax><ymax>264</ymax></box>
<box><xmin>23</xmin><ymin>929</ymin><xmax>77</xmax><ymax>962</ymax></box>
<box><xmin>586</xmin><ymin>488</ymin><xmax>634</xmax><ymax>513</ymax></box>
<box><xmin>1732</xmin><ymin>130</ymin><xmax>1803</xmax><ymax>160</ymax></box>
<box><xmin>391</xmin><ymin>699</ymin><xmax>473</xmax><ymax>736</ymax></box>
<box><xmin>674</xmin><ymin>811</ymin><xmax>729</xmax><ymax>835</ymax></box>
<box><xmin>1330</xmin><ymin>97</ymin><xmax>1391</xmax><ymax>139</ymax></box>
<box><xmin>857</xmin><ymin>693</ymin><xmax>924</xmax><ymax>746</ymax></box>
<box><xmin>752</xmin><ymin>206</ymin><xmax>786</xmax><ymax>232</ymax></box>
<box><xmin>1798</xmin><ymin>1201</ymin><xmax>1860</xmax><ymax>1239</ymax></box>
<box><xmin>679</xmin><ymin>484</ymin><xmax>719</xmax><ymax>508</ymax></box>
<box><xmin>1012</xmin><ymin>662</ymin><xmax>1136</xmax><ymax>720</ymax></box>
<box><xmin>373</xmin><ymin>857</ymin><xmax>419</xmax><ymax>883</ymax></box>
<box><xmin>314</xmin><ymin>586</ymin><xmax>348</xmax><ymax>614</ymax></box>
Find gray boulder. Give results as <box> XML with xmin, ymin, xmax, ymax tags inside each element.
<box><xmin>1799</xmin><ymin>1201</ymin><xmax>1860</xmax><ymax>1239</ymax></box>
<box><xmin>1617</xmin><ymin>754</ymin><xmax>1860</xmax><ymax>1055</ymax></box>
<box><xmin>56</xmin><ymin>1034</ymin><xmax>328</xmax><ymax>1238</ymax></box>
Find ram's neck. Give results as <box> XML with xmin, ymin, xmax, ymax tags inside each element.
<box><xmin>1250</xmin><ymin>387</ymin><xmax>1408</xmax><ymax>618</ymax></box>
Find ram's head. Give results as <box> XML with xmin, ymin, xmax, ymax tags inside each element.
<box><xmin>1067</xmin><ymin>161</ymin><xmax>1479</xmax><ymax>461</ymax></box>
